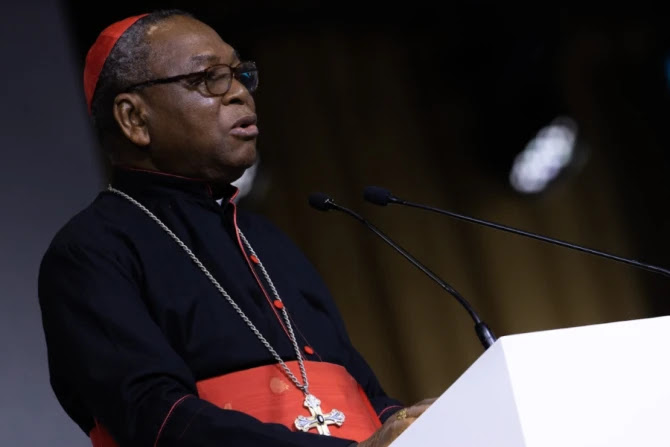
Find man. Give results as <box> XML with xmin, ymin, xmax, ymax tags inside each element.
<box><xmin>39</xmin><ymin>10</ymin><xmax>432</xmax><ymax>447</ymax></box>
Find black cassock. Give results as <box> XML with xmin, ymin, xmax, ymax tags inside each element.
<box><xmin>38</xmin><ymin>167</ymin><xmax>403</xmax><ymax>447</ymax></box>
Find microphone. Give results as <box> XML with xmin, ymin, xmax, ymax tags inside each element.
<box><xmin>364</xmin><ymin>186</ymin><xmax>670</xmax><ymax>279</ymax></box>
<box><xmin>308</xmin><ymin>192</ymin><xmax>497</xmax><ymax>349</ymax></box>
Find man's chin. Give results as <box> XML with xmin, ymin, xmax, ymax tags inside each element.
<box><xmin>210</xmin><ymin>162</ymin><xmax>255</xmax><ymax>186</ymax></box>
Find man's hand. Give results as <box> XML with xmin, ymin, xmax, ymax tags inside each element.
<box><xmin>357</xmin><ymin>398</ymin><xmax>437</xmax><ymax>447</ymax></box>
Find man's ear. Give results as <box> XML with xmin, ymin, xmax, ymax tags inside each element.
<box><xmin>112</xmin><ymin>93</ymin><xmax>151</xmax><ymax>147</ymax></box>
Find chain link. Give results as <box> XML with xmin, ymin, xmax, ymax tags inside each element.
<box><xmin>107</xmin><ymin>186</ymin><xmax>310</xmax><ymax>394</ymax></box>
<box><xmin>238</xmin><ymin>231</ymin><xmax>310</xmax><ymax>391</ymax></box>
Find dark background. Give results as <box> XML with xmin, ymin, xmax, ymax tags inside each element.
<box><xmin>2</xmin><ymin>1</ymin><xmax>669</xmax><ymax>444</ymax></box>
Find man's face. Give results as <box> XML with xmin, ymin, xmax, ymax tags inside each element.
<box><xmin>138</xmin><ymin>15</ymin><xmax>258</xmax><ymax>183</ymax></box>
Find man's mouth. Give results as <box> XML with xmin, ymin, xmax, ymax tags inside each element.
<box><xmin>230</xmin><ymin>114</ymin><xmax>259</xmax><ymax>139</ymax></box>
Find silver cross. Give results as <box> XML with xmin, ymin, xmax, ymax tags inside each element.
<box><xmin>294</xmin><ymin>394</ymin><xmax>345</xmax><ymax>436</ymax></box>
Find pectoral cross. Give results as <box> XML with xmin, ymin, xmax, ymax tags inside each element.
<box><xmin>294</xmin><ymin>394</ymin><xmax>345</xmax><ymax>436</ymax></box>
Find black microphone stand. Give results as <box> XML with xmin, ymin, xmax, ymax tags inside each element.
<box><xmin>309</xmin><ymin>193</ymin><xmax>497</xmax><ymax>350</ymax></box>
<box><xmin>363</xmin><ymin>186</ymin><xmax>670</xmax><ymax>279</ymax></box>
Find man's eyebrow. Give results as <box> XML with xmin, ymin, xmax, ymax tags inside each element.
<box><xmin>189</xmin><ymin>54</ymin><xmax>220</xmax><ymax>67</ymax></box>
<box><xmin>188</xmin><ymin>51</ymin><xmax>242</xmax><ymax>68</ymax></box>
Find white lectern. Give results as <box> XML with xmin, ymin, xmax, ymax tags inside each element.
<box><xmin>390</xmin><ymin>316</ymin><xmax>670</xmax><ymax>447</ymax></box>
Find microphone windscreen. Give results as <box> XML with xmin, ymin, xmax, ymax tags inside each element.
<box><xmin>363</xmin><ymin>186</ymin><xmax>392</xmax><ymax>206</ymax></box>
<box><xmin>308</xmin><ymin>192</ymin><xmax>333</xmax><ymax>211</ymax></box>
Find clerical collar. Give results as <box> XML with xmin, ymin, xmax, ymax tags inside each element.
<box><xmin>110</xmin><ymin>166</ymin><xmax>238</xmax><ymax>203</ymax></box>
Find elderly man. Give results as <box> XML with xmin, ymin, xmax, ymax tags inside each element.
<box><xmin>39</xmin><ymin>10</ymin><xmax>432</xmax><ymax>447</ymax></box>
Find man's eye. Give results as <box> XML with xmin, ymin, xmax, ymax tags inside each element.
<box><xmin>207</xmin><ymin>71</ymin><xmax>231</xmax><ymax>82</ymax></box>
<box><xmin>186</xmin><ymin>75</ymin><xmax>206</xmax><ymax>86</ymax></box>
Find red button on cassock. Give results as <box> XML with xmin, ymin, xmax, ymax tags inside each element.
<box><xmin>273</xmin><ymin>299</ymin><xmax>284</xmax><ymax>309</ymax></box>
<box><xmin>304</xmin><ymin>346</ymin><xmax>315</xmax><ymax>355</ymax></box>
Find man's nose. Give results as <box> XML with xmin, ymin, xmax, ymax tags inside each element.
<box><xmin>221</xmin><ymin>77</ymin><xmax>253</xmax><ymax>106</ymax></box>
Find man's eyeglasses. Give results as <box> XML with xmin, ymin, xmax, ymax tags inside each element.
<box><xmin>123</xmin><ymin>61</ymin><xmax>259</xmax><ymax>96</ymax></box>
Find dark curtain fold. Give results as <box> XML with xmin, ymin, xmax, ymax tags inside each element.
<box><xmin>242</xmin><ymin>29</ymin><xmax>652</xmax><ymax>404</ymax></box>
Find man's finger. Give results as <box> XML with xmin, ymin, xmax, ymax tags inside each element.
<box><xmin>405</xmin><ymin>400</ymin><xmax>437</xmax><ymax>418</ymax></box>
<box><xmin>388</xmin><ymin>417</ymin><xmax>419</xmax><ymax>439</ymax></box>
<box><xmin>412</xmin><ymin>397</ymin><xmax>438</xmax><ymax>407</ymax></box>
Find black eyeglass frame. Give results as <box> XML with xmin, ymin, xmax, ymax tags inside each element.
<box><xmin>123</xmin><ymin>61</ymin><xmax>258</xmax><ymax>96</ymax></box>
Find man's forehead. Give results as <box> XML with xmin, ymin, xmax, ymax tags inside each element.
<box><xmin>146</xmin><ymin>17</ymin><xmax>238</xmax><ymax>71</ymax></box>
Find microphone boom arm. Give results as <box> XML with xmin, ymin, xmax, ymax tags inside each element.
<box><xmin>327</xmin><ymin>201</ymin><xmax>497</xmax><ymax>349</ymax></box>
<box><xmin>391</xmin><ymin>197</ymin><xmax>670</xmax><ymax>279</ymax></box>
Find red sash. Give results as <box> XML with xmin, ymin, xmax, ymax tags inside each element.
<box><xmin>90</xmin><ymin>361</ymin><xmax>381</xmax><ymax>445</ymax></box>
